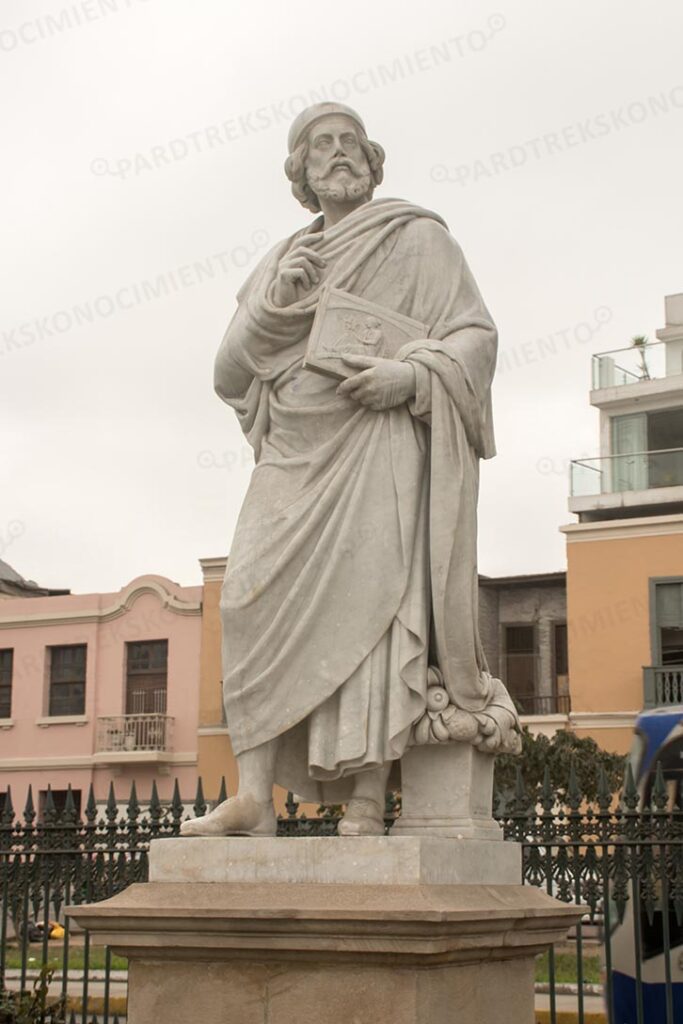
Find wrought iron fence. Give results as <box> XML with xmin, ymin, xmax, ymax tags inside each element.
<box><xmin>1</xmin><ymin>767</ymin><xmax>682</xmax><ymax>1024</ymax></box>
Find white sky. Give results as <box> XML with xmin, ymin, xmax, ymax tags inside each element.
<box><xmin>1</xmin><ymin>0</ymin><xmax>682</xmax><ymax>593</ymax></box>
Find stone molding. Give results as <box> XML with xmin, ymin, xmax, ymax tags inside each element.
<box><xmin>520</xmin><ymin>710</ymin><xmax>637</xmax><ymax>731</ymax></box>
<box><xmin>68</xmin><ymin>879</ymin><xmax>579</xmax><ymax>967</ymax></box>
<box><xmin>520</xmin><ymin>713</ymin><xmax>569</xmax><ymax>727</ymax></box>
<box><xmin>569</xmin><ymin>710</ymin><xmax>638</xmax><ymax>730</ymax></box>
<box><xmin>35</xmin><ymin>715</ymin><xmax>89</xmax><ymax>728</ymax></box>
<box><xmin>561</xmin><ymin>512</ymin><xmax>683</xmax><ymax>543</ymax></box>
<box><xmin>0</xmin><ymin>576</ymin><xmax>202</xmax><ymax>630</ymax></box>
<box><xmin>0</xmin><ymin>751</ymin><xmax>198</xmax><ymax>772</ymax></box>
<box><xmin>199</xmin><ymin>557</ymin><xmax>227</xmax><ymax>582</ymax></box>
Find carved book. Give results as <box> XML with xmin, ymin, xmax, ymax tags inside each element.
<box><xmin>303</xmin><ymin>287</ymin><xmax>427</xmax><ymax>381</ymax></box>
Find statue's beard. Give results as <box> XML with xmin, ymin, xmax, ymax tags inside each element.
<box><xmin>307</xmin><ymin>168</ymin><xmax>372</xmax><ymax>204</ymax></box>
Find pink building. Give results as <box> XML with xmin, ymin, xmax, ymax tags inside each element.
<box><xmin>0</xmin><ymin>565</ymin><xmax>202</xmax><ymax>818</ymax></box>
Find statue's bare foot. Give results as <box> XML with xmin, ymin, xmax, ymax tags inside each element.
<box><xmin>338</xmin><ymin>797</ymin><xmax>385</xmax><ymax>837</ymax></box>
<box><xmin>180</xmin><ymin>795</ymin><xmax>276</xmax><ymax>837</ymax></box>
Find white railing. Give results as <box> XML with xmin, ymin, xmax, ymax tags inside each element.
<box><xmin>96</xmin><ymin>714</ymin><xmax>173</xmax><ymax>753</ymax></box>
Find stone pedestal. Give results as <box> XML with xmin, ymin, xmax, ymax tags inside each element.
<box><xmin>68</xmin><ymin>836</ymin><xmax>581</xmax><ymax>1024</ymax></box>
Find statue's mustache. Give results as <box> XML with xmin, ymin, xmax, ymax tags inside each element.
<box><xmin>306</xmin><ymin>165</ymin><xmax>373</xmax><ymax>202</ymax></box>
<box><xmin>320</xmin><ymin>158</ymin><xmax>364</xmax><ymax>178</ymax></box>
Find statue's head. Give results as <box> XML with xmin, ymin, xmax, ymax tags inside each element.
<box><xmin>285</xmin><ymin>102</ymin><xmax>385</xmax><ymax>213</ymax></box>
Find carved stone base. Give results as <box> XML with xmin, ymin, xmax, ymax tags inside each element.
<box><xmin>395</xmin><ymin>742</ymin><xmax>500</xmax><ymax>839</ymax></box>
<box><xmin>68</xmin><ymin>837</ymin><xmax>581</xmax><ymax>1024</ymax></box>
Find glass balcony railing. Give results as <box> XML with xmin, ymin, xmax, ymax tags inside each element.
<box><xmin>591</xmin><ymin>341</ymin><xmax>672</xmax><ymax>390</ymax></box>
<box><xmin>570</xmin><ymin>448</ymin><xmax>683</xmax><ymax>497</ymax></box>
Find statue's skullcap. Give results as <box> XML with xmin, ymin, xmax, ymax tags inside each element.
<box><xmin>287</xmin><ymin>102</ymin><xmax>367</xmax><ymax>153</ymax></box>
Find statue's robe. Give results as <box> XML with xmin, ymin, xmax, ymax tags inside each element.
<box><xmin>215</xmin><ymin>198</ymin><xmax>502</xmax><ymax>801</ymax></box>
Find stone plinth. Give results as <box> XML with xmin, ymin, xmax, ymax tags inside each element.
<box><xmin>68</xmin><ymin>837</ymin><xmax>581</xmax><ymax>1024</ymax></box>
<box><xmin>150</xmin><ymin>834</ymin><xmax>521</xmax><ymax>886</ymax></box>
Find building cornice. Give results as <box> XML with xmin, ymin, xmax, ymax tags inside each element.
<box><xmin>569</xmin><ymin>711</ymin><xmax>638</xmax><ymax>730</ymax></box>
<box><xmin>199</xmin><ymin>556</ymin><xmax>227</xmax><ymax>583</ymax></box>
<box><xmin>560</xmin><ymin>513</ymin><xmax>683</xmax><ymax>543</ymax></box>
<box><xmin>0</xmin><ymin>578</ymin><xmax>202</xmax><ymax>630</ymax></box>
<box><xmin>0</xmin><ymin>752</ymin><xmax>198</xmax><ymax>772</ymax></box>
<box><xmin>518</xmin><ymin>711</ymin><xmax>638</xmax><ymax>734</ymax></box>
<box><xmin>589</xmin><ymin>373</ymin><xmax>683</xmax><ymax>412</ymax></box>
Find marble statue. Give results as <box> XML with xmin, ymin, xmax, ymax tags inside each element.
<box><xmin>182</xmin><ymin>102</ymin><xmax>521</xmax><ymax>840</ymax></box>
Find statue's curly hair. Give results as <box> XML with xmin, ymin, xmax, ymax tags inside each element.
<box><xmin>284</xmin><ymin>135</ymin><xmax>385</xmax><ymax>213</ymax></box>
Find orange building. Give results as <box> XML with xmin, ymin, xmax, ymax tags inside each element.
<box><xmin>562</xmin><ymin>292</ymin><xmax>683</xmax><ymax>754</ymax></box>
<box><xmin>195</xmin><ymin>557</ymin><xmax>238</xmax><ymax>802</ymax></box>
<box><xmin>196</xmin><ymin>557</ymin><xmax>299</xmax><ymax>814</ymax></box>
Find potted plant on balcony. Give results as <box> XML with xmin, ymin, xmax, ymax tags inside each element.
<box><xmin>631</xmin><ymin>334</ymin><xmax>650</xmax><ymax>381</ymax></box>
<box><xmin>123</xmin><ymin>720</ymin><xmax>137</xmax><ymax>750</ymax></box>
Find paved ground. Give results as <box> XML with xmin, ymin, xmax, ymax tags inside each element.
<box><xmin>535</xmin><ymin>992</ymin><xmax>607</xmax><ymax>1021</ymax></box>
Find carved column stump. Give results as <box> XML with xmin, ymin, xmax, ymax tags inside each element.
<box><xmin>69</xmin><ymin>837</ymin><xmax>580</xmax><ymax>1024</ymax></box>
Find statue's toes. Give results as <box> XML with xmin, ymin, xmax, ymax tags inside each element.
<box><xmin>180</xmin><ymin>816</ymin><xmax>211</xmax><ymax>836</ymax></box>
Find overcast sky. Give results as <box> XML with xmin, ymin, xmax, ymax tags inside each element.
<box><xmin>2</xmin><ymin>0</ymin><xmax>682</xmax><ymax>594</ymax></box>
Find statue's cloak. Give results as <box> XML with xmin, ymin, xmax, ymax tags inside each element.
<box><xmin>215</xmin><ymin>198</ymin><xmax>502</xmax><ymax>800</ymax></box>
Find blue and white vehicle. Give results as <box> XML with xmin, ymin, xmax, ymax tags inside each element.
<box><xmin>610</xmin><ymin>706</ymin><xmax>683</xmax><ymax>1022</ymax></box>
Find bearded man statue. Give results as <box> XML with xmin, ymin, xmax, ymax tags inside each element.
<box><xmin>182</xmin><ymin>102</ymin><xmax>521</xmax><ymax>840</ymax></box>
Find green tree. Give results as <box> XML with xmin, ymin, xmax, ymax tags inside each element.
<box><xmin>494</xmin><ymin>727</ymin><xmax>626</xmax><ymax>804</ymax></box>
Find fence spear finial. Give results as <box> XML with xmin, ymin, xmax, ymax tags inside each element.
<box><xmin>623</xmin><ymin>760</ymin><xmax>639</xmax><ymax>812</ymax></box>
<box><xmin>127</xmin><ymin>780</ymin><xmax>140</xmax><ymax>822</ymax></box>
<box><xmin>194</xmin><ymin>777</ymin><xmax>206</xmax><ymax>818</ymax></box>
<box><xmin>170</xmin><ymin>779</ymin><xmax>183</xmax><ymax>829</ymax></box>
<box><xmin>23</xmin><ymin>784</ymin><xmax>35</xmax><ymax>826</ymax></box>
<box><xmin>652</xmin><ymin>761</ymin><xmax>668</xmax><ymax>811</ymax></box>
<box><xmin>106</xmin><ymin>781</ymin><xmax>118</xmax><ymax>823</ymax></box>
<box><xmin>1</xmin><ymin>783</ymin><xmax>14</xmax><ymax>825</ymax></box>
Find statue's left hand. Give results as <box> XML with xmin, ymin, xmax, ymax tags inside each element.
<box><xmin>337</xmin><ymin>356</ymin><xmax>416</xmax><ymax>410</ymax></box>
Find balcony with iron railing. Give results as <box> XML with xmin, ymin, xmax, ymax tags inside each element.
<box><xmin>94</xmin><ymin>714</ymin><xmax>174</xmax><ymax>764</ymax></box>
<box><xmin>569</xmin><ymin>448</ymin><xmax>683</xmax><ymax>518</ymax></box>
<box><xmin>643</xmin><ymin>665</ymin><xmax>683</xmax><ymax>708</ymax></box>
<box><xmin>513</xmin><ymin>694</ymin><xmax>571</xmax><ymax>717</ymax></box>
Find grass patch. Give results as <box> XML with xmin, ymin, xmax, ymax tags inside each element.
<box><xmin>535</xmin><ymin>950</ymin><xmax>602</xmax><ymax>985</ymax></box>
<box><xmin>3</xmin><ymin>944</ymin><xmax>128</xmax><ymax>972</ymax></box>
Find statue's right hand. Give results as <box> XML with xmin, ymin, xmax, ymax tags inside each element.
<box><xmin>272</xmin><ymin>231</ymin><xmax>326</xmax><ymax>307</ymax></box>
